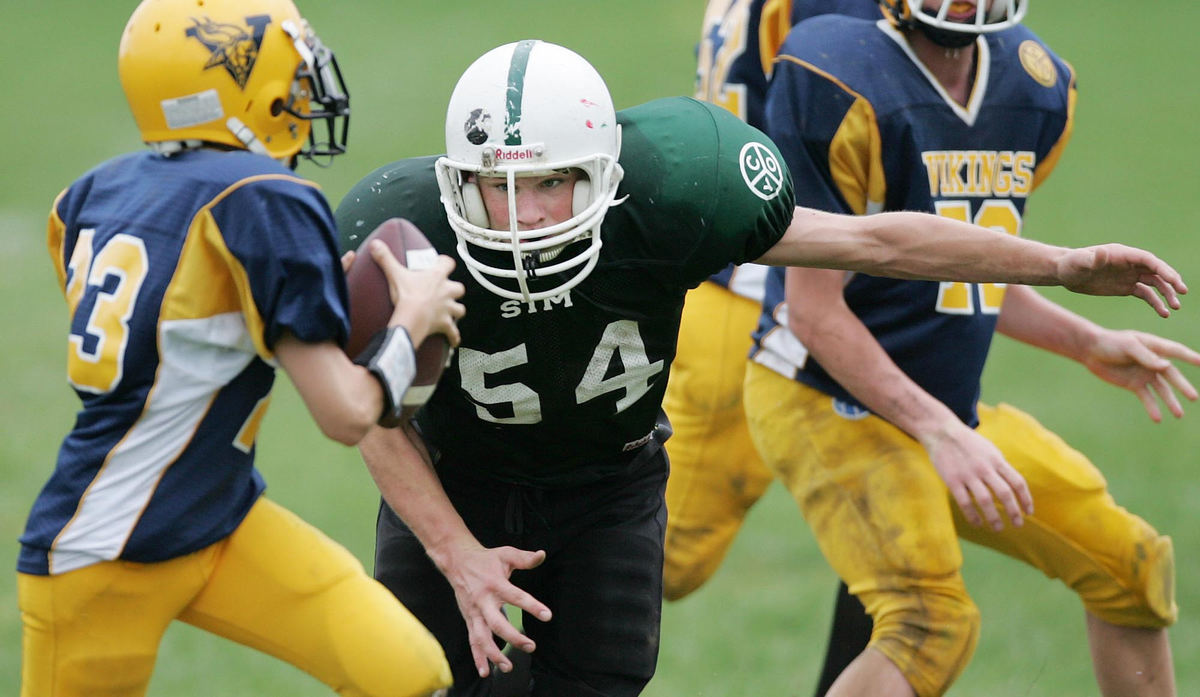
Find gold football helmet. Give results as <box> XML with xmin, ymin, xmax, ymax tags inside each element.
<box><xmin>118</xmin><ymin>0</ymin><xmax>349</xmax><ymax>164</ymax></box>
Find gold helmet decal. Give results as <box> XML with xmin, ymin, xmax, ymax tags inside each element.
<box><xmin>185</xmin><ymin>15</ymin><xmax>271</xmax><ymax>89</ymax></box>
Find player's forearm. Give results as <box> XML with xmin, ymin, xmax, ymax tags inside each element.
<box><xmin>996</xmin><ymin>284</ymin><xmax>1102</xmax><ymax>363</ymax></box>
<box><xmin>358</xmin><ymin>426</ymin><xmax>481</xmax><ymax>570</ymax></box>
<box><xmin>805</xmin><ymin>322</ymin><xmax>960</xmax><ymax>443</ymax></box>
<box><xmin>762</xmin><ymin>207</ymin><xmax>1067</xmax><ymax>285</ymax></box>
<box><xmin>786</xmin><ymin>271</ymin><xmax>961</xmax><ymax>443</ymax></box>
<box><xmin>276</xmin><ymin>334</ymin><xmax>385</xmax><ymax>445</ymax></box>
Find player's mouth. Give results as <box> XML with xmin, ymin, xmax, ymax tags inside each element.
<box><xmin>946</xmin><ymin>1</ymin><xmax>978</xmax><ymax>21</ymax></box>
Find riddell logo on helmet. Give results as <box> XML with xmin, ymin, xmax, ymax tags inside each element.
<box><xmin>493</xmin><ymin>146</ymin><xmax>544</xmax><ymax>162</ymax></box>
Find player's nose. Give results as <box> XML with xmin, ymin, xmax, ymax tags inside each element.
<box><xmin>515</xmin><ymin>192</ymin><xmax>547</xmax><ymax>230</ymax></box>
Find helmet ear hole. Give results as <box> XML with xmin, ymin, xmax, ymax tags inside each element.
<box><xmin>461</xmin><ymin>181</ymin><xmax>489</xmax><ymax>227</ymax></box>
<box><xmin>572</xmin><ymin>177</ymin><xmax>591</xmax><ymax>217</ymax></box>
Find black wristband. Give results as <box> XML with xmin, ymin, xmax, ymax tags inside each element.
<box><xmin>353</xmin><ymin>326</ymin><xmax>416</xmax><ymax>428</ymax></box>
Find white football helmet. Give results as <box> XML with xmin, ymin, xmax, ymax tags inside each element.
<box><xmin>435</xmin><ymin>40</ymin><xmax>624</xmax><ymax>302</ymax></box>
<box><xmin>880</xmin><ymin>0</ymin><xmax>1027</xmax><ymax>39</ymax></box>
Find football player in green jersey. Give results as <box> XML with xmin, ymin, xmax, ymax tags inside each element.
<box><xmin>335</xmin><ymin>39</ymin><xmax>1187</xmax><ymax>697</ymax></box>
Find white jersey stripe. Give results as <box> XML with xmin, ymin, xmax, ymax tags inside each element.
<box><xmin>49</xmin><ymin>313</ymin><xmax>257</xmax><ymax>573</ymax></box>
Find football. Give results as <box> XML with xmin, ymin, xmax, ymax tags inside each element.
<box><xmin>344</xmin><ymin>218</ymin><xmax>451</xmax><ymax>417</ymax></box>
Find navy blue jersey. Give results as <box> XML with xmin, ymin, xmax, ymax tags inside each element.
<box><xmin>697</xmin><ymin>0</ymin><xmax>881</xmax><ymax>298</ymax></box>
<box><xmin>751</xmin><ymin>16</ymin><xmax>1076</xmax><ymax>425</ymax></box>
<box><xmin>20</xmin><ymin>149</ymin><xmax>349</xmax><ymax>575</ymax></box>
<box><xmin>696</xmin><ymin>0</ymin><xmax>882</xmax><ymax>129</ymax></box>
<box><xmin>337</xmin><ymin>97</ymin><xmax>794</xmax><ymax>487</ymax></box>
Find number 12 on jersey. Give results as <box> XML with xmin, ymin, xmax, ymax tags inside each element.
<box><xmin>934</xmin><ymin>199</ymin><xmax>1023</xmax><ymax>315</ymax></box>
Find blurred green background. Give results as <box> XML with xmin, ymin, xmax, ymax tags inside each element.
<box><xmin>1</xmin><ymin>1</ymin><xmax>1196</xmax><ymax>694</ymax></box>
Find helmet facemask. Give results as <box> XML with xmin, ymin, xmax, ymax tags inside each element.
<box><xmin>435</xmin><ymin>40</ymin><xmax>624</xmax><ymax>303</ymax></box>
<box><xmin>279</xmin><ymin>18</ymin><xmax>349</xmax><ymax>167</ymax></box>
<box><xmin>880</xmin><ymin>0</ymin><xmax>1027</xmax><ymax>47</ymax></box>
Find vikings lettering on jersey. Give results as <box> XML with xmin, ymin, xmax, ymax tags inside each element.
<box><xmin>751</xmin><ymin>16</ymin><xmax>1075</xmax><ymax>426</ymax></box>
<box><xmin>337</xmin><ymin>97</ymin><xmax>795</xmax><ymax>486</ymax></box>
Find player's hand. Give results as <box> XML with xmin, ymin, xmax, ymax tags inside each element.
<box><xmin>340</xmin><ymin>249</ymin><xmax>356</xmax><ymax>273</ymax></box>
<box><xmin>369</xmin><ymin>241</ymin><xmax>466</xmax><ymax>347</ymax></box>
<box><xmin>1081</xmin><ymin>329</ymin><xmax>1200</xmax><ymax>421</ymax></box>
<box><xmin>920</xmin><ymin>419</ymin><xmax>1034</xmax><ymax>531</ymax></box>
<box><xmin>1057</xmin><ymin>244</ymin><xmax>1187</xmax><ymax>318</ymax></box>
<box><xmin>437</xmin><ymin>541</ymin><xmax>551</xmax><ymax>678</ymax></box>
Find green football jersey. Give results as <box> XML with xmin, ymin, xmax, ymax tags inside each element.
<box><xmin>336</xmin><ymin>96</ymin><xmax>794</xmax><ymax>486</ymax></box>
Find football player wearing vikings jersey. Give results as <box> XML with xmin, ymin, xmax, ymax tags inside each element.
<box><xmin>743</xmin><ymin>1</ymin><xmax>1199</xmax><ymax>695</ymax></box>
<box><xmin>336</xmin><ymin>39</ymin><xmax>1187</xmax><ymax>697</ymax></box>
<box><xmin>16</xmin><ymin>2</ymin><xmax>464</xmax><ymax>696</ymax></box>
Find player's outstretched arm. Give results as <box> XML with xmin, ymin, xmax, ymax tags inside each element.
<box><xmin>359</xmin><ymin>425</ymin><xmax>552</xmax><ymax>678</ymax></box>
<box><xmin>757</xmin><ymin>207</ymin><xmax>1187</xmax><ymax>316</ymax></box>
<box><xmin>998</xmin><ymin>285</ymin><xmax>1200</xmax><ymax>422</ymax></box>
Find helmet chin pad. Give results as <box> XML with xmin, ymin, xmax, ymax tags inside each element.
<box><xmin>917</xmin><ymin>23</ymin><xmax>981</xmax><ymax>48</ymax></box>
<box><xmin>460</xmin><ymin>177</ymin><xmax>593</xmax><ymax>229</ymax></box>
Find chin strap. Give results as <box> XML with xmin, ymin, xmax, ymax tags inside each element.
<box><xmin>916</xmin><ymin>23</ymin><xmax>980</xmax><ymax>49</ymax></box>
<box><xmin>226</xmin><ymin>116</ymin><xmax>272</xmax><ymax>156</ymax></box>
<box><xmin>148</xmin><ymin>139</ymin><xmax>204</xmax><ymax>156</ymax></box>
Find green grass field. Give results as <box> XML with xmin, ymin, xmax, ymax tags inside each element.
<box><xmin>2</xmin><ymin>2</ymin><xmax>1197</xmax><ymax>694</ymax></box>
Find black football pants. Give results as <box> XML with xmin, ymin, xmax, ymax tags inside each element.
<box><xmin>374</xmin><ymin>445</ymin><xmax>668</xmax><ymax>697</ymax></box>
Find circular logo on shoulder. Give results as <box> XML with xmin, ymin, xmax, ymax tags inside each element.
<box><xmin>739</xmin><ymin>142</ymin><xmax>784</xmax><ymax>201</ymax></box>
<box><xmin>1018</xmin><ymin>40</ymin><xmax>1057</xmax><ymax>88</ymax></box>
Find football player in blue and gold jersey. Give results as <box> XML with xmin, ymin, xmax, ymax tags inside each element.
<box><xmin>665</xmin><ymin>0</ymin><xmax>884</xmax><ymax>603</ymax></box>
<box><xmin>335</xmin><ymin>38</ymin><xmax>1188</xmax><ymax>697</ymax></box>
<box><xmin>742</xmin><ymin>0</ymin><xmax>1199</xmax><ymax>695</ymax></box>
<box><xmin>16</xmin><ymin>1</ymin><xmax>465</xmax><ymax>696</ymax></box>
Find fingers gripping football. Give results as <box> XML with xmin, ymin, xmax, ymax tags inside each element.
<box><xmin>344</xmin><ymin>218</ymin><xmax>465</xmax><ymax>424</ymax></box>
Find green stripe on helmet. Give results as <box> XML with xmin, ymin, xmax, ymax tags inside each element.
<box><xmin>504</xmin><ymin>40</ymin><xmax>536</xmax><ymax>146</ymax></box>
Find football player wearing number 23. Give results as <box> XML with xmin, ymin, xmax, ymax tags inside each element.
<box><xmin>16</xmin><ymin>1</ymin><xmax>464</xmax><ymax>696</ymax></box>
<box><xmin>336</xmin><ymin>39</ymin><xmax>1188</xmax><ymax>697</ymax></box>
<box><xmin>740</xmin><ymin>0</ymin><xmax>1200</xmax><ymax>695</ymax></box>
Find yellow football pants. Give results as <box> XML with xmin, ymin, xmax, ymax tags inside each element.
<box><xmin>744</xmin><ymin>362</ymin><xmax>1176</xmax><ymax>697</ymax></box>
<box><xmin>18</xmin><ymin>496</ymin><xmax>451</xmax><ymax>697</ymax></box>
<box><xmin>662</xmin><ymin>281</ymin><xmax>776</xmax><ymax>600</ymax></box>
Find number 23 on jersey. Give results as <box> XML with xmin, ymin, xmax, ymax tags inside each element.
<box><xmin>64</xmin><ymin>229</ymin><xmax>150</xmax><ymax>394</ymax></box>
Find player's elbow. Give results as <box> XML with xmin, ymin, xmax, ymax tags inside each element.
<box><xmin>321</xmin><ymin>421</ymin><xmax>370</xmax><ymax>446</ymax></box>
<box><xmin>312</xmin><ymin>403</ymin><xmax>378</xmax><ymax>446</ymax></box>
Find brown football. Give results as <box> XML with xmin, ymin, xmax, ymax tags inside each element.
<box><xmin>344</xmin><ymin>218</ymin><xmax>451</xmax><ymax>417</ymax></box>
